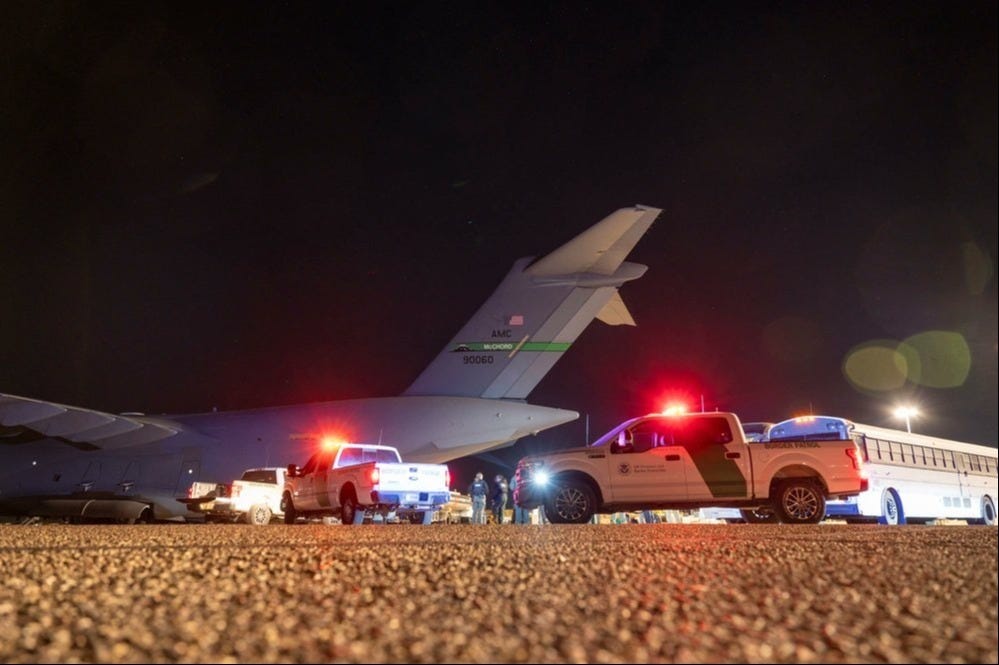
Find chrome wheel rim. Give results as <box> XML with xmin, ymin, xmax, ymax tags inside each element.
<box><xmin>783</xmin><ymin>486</ymin><xmax>818</xmax><ymax>521</ymax></box>
<box><xmin>883</xmin><ymin>492</ymin><xmax>899</xmax><ymax>524</ymax></box>
<box><xmin>554</xmin><ymin>487</ymin><xmax>588</xmax><ymax>521</ymax></box>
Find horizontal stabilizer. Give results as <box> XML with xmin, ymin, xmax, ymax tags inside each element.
<box><xmin>526</xmin><ymin>205</ymin><xmax>659</xmax><ymax>276</ymax></box>
<box><xmin>595</xmin><ymin>291</ymin><xmax>636</xmax><ymax>326</ymax></box>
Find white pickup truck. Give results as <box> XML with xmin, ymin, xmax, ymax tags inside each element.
<box><xmin>513</xmin><ymin>411</ymin><xmax>868</xmax><ymax>524</ymax></box>
<box><xmin>228</xmin><ymin>467</ymin><xmax>288</xmax><ymax>524</ymax></box>
<box><xmin>185</xmin><ymin>467</ymin><xmax>288</xmax><ymax>524</ymax></box>
<box><xmin>281</xmin><ymin>443</ymin><xmax>451</xmax><ymax>525</ymax></box>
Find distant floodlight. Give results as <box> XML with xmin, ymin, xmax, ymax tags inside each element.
<box><xmin>893</xmin><ymin>406</ymin><xmax>919</xmax><ymax>433</ymax></box>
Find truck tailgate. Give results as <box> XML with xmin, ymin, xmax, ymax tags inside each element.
<box><xmin>375</xmin><ymin>463</ymin><xmax>448</xmax><ymax>494</ymax></box>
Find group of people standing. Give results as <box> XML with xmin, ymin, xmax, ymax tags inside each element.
<box><xmin>467</xmin><ymin>471</ymin><xmax>529</xmax><ymax>524</ymax></box>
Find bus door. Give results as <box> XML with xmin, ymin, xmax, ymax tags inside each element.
<box><xmin>607</xmin><ymin>418</ymin><xmax>686</xmax><ymax>502</ymax></box>
<box><xmin>676</xmin><ymin>415</ymin><xmax>751</xmax><ymax>502</ymax></box>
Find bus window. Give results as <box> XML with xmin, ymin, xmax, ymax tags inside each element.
<box><xmin>888</xmin><ymin>441</ymin><xmax>903</xmax><ymax>463</ymax></box>
<box><xmin>854</xmin><ymin>435</ymin><xmax>871</xmax><ymax>462</ymax></box>
<box><xmin>871</xmin><ymin>439</ymin><xmax>885</xmax><ymax>462</ymax></box>
<box><xmin>944</xmin><ymin>450</ymin><xmax>955</xmax><ymax>469</ymax></box>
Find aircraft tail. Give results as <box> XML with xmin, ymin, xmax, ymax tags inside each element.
<box><xmin>403</xmin><ymin>204</ymin><xmax>661</xmax><ymax>399</ymax></box>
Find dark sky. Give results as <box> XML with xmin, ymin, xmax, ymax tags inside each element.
<box><xmin>2</xmin><ymin>2</ymin><xmax>996</xmax><ymax>480</ymax></box>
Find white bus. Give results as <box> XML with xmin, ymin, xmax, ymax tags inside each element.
<box><xmin>701</xmin><ymin>415</ymin><xmax>998</xmax><ymax>525</ymax></box>
<box><xmin>777</xmin><ymin>416</ymin><xmax>997</xmax><ymax>524</ymax></box>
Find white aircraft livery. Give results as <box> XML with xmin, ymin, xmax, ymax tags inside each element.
<box><xmin>0</xmin><ymin>205</ymin><xmax>661</xmax><ymax>521</ymax></box>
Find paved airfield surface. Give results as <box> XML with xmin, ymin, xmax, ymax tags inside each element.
<box><xmin>0</xmin><ymin>524</ymin><xmax>995</xmax><ymax>664</ymax></box>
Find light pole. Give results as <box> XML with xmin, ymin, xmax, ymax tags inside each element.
<box><xmin>894</xmin><ymin>406</ymin><xmax>919</xmax><ymax>433</ymax></box>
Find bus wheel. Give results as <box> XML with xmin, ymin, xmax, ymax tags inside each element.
<box><xmin>879</xmin><ymin>488</ymin><xmax>906</xmax><ymax>525</ymax></box>
<box><xmin>739</xmin><ymin>507</ymin><xmax>779</xmax><ymax>524</ymax></box>
<box><xmin>981</xmin><ymin>496</ymin><xmax>997</xmax><ymax>526</ymax></box>
<box><xmin>774</xmin><ymin>480</ymin><xmax>825</xmax><ymax>524</ymax></box>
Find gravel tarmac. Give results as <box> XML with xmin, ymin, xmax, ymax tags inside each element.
<box><xmin>0</xmin><ymin>523</ymin><xmax>995</xmax><ymax>663</ymax></box>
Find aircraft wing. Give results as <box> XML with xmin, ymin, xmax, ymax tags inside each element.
<box><xmin>0</xmin><ymin>393</ymin><xmax>179</xmax><ymax>450</ymax></box>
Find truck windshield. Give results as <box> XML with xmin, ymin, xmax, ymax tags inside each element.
<box><xmin>241</xmin><ymin>469</ymin><xmax>277</xmax><ymax>483</ymax></box>
<box><xmin>364</xmin><ymin>449</ymin><xmax>401</xmax><ymax>464</ymax></box>
<box><xmin>337</xmin><ymin>448</ymin><xmax>364</xmax><ymax>467</ymax></box>
<box><xmin>336</xmin><ymin>447</ymin><xmax>403</xmax><ymax>467</ymax></box>
<box><xmin>592</xmin><ymin>415</ymin><xmax>734</xmax><ymax>450</ymax></box>
<box><xmin>768</xmin><ymin>416</ymin><xmax>852</xmax><ymax>441</ymax></box>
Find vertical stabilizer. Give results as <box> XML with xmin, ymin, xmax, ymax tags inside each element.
<box><xmin>403</xmin><ymin>205</ymin><xmax>661</xmax><ymax>399</ymax></box>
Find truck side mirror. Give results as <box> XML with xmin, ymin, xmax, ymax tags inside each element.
<box><xmin>286</xmin><ymin>464</ymin><xmax>298</xmax><ymax>478</ymax></box>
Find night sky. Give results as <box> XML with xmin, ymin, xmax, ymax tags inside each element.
<box><xmin>2</xmin><ymin>2</ymin><xmax>996</xmax><ymax>483</ymax></box>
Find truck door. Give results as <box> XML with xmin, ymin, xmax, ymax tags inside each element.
<box><xmin>678</xmin><ymin>415</ymin><xmax>752</xmax><ymax>501</ymax></box>
<box><xmin>607</xmin><ymin>418</ymin><xmax>687</xmax><ymax>502</ymax></box>
<box><xmin>295</xmin><ymin>455</ymin><xmax>320</xmax><ymax>509</ymax></box>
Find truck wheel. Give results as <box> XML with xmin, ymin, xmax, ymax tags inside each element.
<box><xmin>739</xmin><ymin>507</ymin><xmax>778</xmax><ymax>524</ymax></box>
<box><xmin>546</xmin><ymin>481</ymin><xmax>596</xmax><ymax>524</ymax></box>
<box><xmin>281</xmin><ymin>493</ymin><xmax>297</xmax><ymax>524</ymax></box>
<box><xmin>774</xmin><ymin>480</ymin><xmax>825</xmax><ymax>524</ymax></box>
<box><xmin>245</xmin><ymin>504</ymin><xmax>272</xmax><ymax>525</ymax></box>
<box><xmin>341</xmin><ymin>493</ymin><xmax>359</xmax><ymax>526</ymax></box>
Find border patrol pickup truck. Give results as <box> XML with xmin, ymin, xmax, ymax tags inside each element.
<box><xmin>281</xmin><ymin>443</ymin><xmax>450</xmax><ymax>525</ymax></box>
<box><xmin>514</xmin><ymin>411</ymin><xmax>867</xmax><ymax>524</ymax></box>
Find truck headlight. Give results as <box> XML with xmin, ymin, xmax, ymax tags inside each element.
<box><xmin>533</xmin><ymin>469</ymin><xmax>550</xmax><ymax>486</ymax></box>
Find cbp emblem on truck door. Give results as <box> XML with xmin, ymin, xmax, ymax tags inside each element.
<box><xmin>617</xmin><ymin>463</ymin><xmax>631</xmax><ymax>475</ymax></box>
